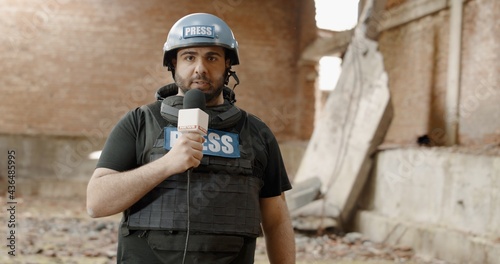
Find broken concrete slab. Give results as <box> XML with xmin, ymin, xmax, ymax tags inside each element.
<box><xmin>292</xmin><ymin>0</ymin><xmax>393</xmax><ymax>231</ymax></box>
<box><xmin>286</xmin><ymin>176</ymin><xmax>322</xmax><ymax>212</ymax></box>
<box><xmin>301</xmin><ymin>29</ymin><xmax>353</xmax><ymax>61</ymax></box>
<box><xmin>291</xmin><ymin>199</ymin><xmax>340</xmax><ymax>231</ymax></box>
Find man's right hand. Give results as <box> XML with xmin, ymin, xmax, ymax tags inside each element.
<box><xmin>160</xmin><ymin>132</ymin><xmax>205</xmax><ymax>174</ymax></box>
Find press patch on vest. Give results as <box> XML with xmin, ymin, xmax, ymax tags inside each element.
<box><xmin>183</xmin><ymin>25</ymin><xmax>215</xmax><ymax>39</ymax></box>
<box><xmin>164</xmin><ymin>127</ymin><xmax>240</xmax><ymax>158</ymax></box>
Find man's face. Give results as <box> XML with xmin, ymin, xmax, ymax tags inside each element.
<box><xmin>173</xmin><ymin>46</ymin><xmax>230</xmax><ymax>106</ymax></box>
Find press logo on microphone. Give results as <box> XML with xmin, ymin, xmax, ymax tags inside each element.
<box><xmin>177</xmin><ymin>125</ymin><xmax>208</xmax><ymax>135</ymax></box>
<box><xmin>164</xmin><ymin>127</ymin><xmax>240</xmax><ymax>158</ymax></box>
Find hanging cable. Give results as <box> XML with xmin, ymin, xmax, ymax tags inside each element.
<box><xmin>181</xmin><ymin>169</ymin><xmax>192</xmax><ymax>264</ymax></box>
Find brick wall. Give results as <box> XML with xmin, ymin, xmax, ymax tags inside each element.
<box><xmin>379</xmin><ymin>12</ymin><xmax>448</xmax><ymax>145</ymax></box>
<box><xmin>379</xmin><ymin>0</ymin><xmax>500</xmax><ymax>146</ymax></box>
<box><xmin>0</xmin><ymin>0</ymin><xmax>316</xmax><ymax>192</ymax></box>
<box><xmin>0</xmin><ymin>0</ymin><xmax>316</xmax><ymax>141</ymax></box>
<box><xmin>459</xmin><ymin>0</ymin><xmax>500</xmax><ymax>145</ymax></box>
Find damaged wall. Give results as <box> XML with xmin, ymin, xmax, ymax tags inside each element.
<box><xmin>355</xmin><ymin>148</ymin><xmax>500</xmax><ymax>263</ymax></box>
<box><xmin>290</xmin><ymin>0</ymin><xmax>499</xmax><ymax>262</ymax></box>
<box><xmin>0</xmin><ymin>0</ymin><xmax>317</xmax><ymax>195</ymax></box>
<box><xmin>458</xmin><ymin>0</ymin><xmax>500</xmax><ymax>145</ymax></box>
<box><xmin>380</xmin><ymin>0</ymin><xmax>500</xmax><ymax>146</ymax></box>
<box><xmin>354</xmin><ymin>0</ymin><xmax>500</xmax><ymax>263</ymax></box>
<box><xmin>0</xmin><ymin>0</ymin><xmax>316</xmax><ymax>140</ymax></box>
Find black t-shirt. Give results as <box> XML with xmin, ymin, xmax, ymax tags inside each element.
<box><xmin>97</xmin><ymin>105</ymin><xmax>292</xmax><ymax>198</ymax></box>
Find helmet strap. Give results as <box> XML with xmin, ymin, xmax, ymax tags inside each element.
<box><xmin>170</xmin><ymin>69</ymin><xmax>175</xmax><ymax>81</ymax></box>
<box><xmin>224</xmin><ymin>69</ymin><xmax>239</xmax><ymax>104</ymax></box>
<box><xmin>168</xmin><ymin>62</ymin><xmax>176</xmax><ymax>81</ymax></box>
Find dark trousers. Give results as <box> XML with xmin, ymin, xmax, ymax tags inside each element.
<box><xmin>117</xmin><ymin>229</ymin><xmax>256</xmax><ymax>264</ymax></box>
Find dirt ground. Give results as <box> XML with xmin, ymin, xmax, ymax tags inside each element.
<box><xmin>0</xmin><ymin>196</ymin><xmax>445</xmax><ymax>264</ymax></box>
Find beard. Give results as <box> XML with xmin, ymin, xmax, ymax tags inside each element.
<box><xmin>175</xmin><ymin>72</ymin><xmax>225</xmax><ymax>105</ymax></box>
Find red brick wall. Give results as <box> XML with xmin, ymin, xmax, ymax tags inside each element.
<box><xmin>0</xmin><ymin>0</ymin><xmax>316</xmax><ymax>141</ymax></box>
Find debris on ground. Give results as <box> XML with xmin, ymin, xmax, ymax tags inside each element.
<box><xmin>0</xmin><ymin>196</ymin><xmax>445</xmax><ymax>263</ymax></box>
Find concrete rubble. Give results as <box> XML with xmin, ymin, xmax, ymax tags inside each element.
<box><xmin>0</xmin><ymin>196</ymin><xmax>447</xmax><ymax>263</ymax></box>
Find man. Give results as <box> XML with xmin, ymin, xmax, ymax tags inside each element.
<box><xmin>86</xmin><ymin>13</ymin><xmax>295</xmax><ymax>263</ymax></box>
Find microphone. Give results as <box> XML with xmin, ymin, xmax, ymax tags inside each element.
<box><xmin>178</xmin><ymin>89</ymin><xmax>209</xmax><ymax>136</ymax></box>
<box><xmin>178</xmin><ymin>89</ymin><xmax>209</xmax><ymax>264</ymax></box>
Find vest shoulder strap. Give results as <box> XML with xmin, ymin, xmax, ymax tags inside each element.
<box><xmin>234</xmin><ymin>109</ymin><xmax>247</xmax><ymax>133</ymax></box>
<box><xmin>142</xmin><ymin>100</ymin><xmax>169</xmax><ymax>128</ymax></box>
<box><xmin>137</xmin><ymin>101</ymin><xmax>170</xmax><ymax>165</ymax></box>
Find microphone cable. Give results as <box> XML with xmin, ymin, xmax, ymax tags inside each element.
<box><xmin>179</xmin><ymin>89</ymin><xmax>206</xmax><ymax>264</ymax></box>
<box><xmin>181</xmin><ymin>169</ymin><xmax>192</xmax><ymax>264</ymax></box>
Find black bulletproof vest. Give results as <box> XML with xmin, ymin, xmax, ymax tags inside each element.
<box><xmin>125</xmin><ymin>99</ymin><xmax>263</xmax><ymax>237</ymax></box>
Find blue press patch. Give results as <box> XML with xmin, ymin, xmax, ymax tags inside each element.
<box><xmin>164</xmin><ymin>127</ymin><xmax>240</xmax><ymax>158</ymax></box>
<box><xmin>183</xmin><ymin>25</ymin><xmax>215</xmax><ymax>39</ymax></box>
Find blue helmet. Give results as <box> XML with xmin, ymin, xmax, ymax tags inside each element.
<box><xmin>163</xmin><ymin>13</ymin><xmax>240</xmax><ymax>71</ymax></box>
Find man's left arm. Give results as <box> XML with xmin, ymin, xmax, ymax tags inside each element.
<box><xmin>260</xmin><ymin>193</ymin><xmax>296</xmax><ymax>264</ymax></box>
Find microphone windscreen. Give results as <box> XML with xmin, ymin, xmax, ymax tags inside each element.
<box><xmin>183</xmin><ymin>89</ymin><xmax>206</xmax><ymax>111</ymax></box>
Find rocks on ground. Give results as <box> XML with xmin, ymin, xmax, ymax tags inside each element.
<box><xmin>0</xmin><ymin>196</ymin><xmax>444</xmax><ymax>263</ymax></box>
